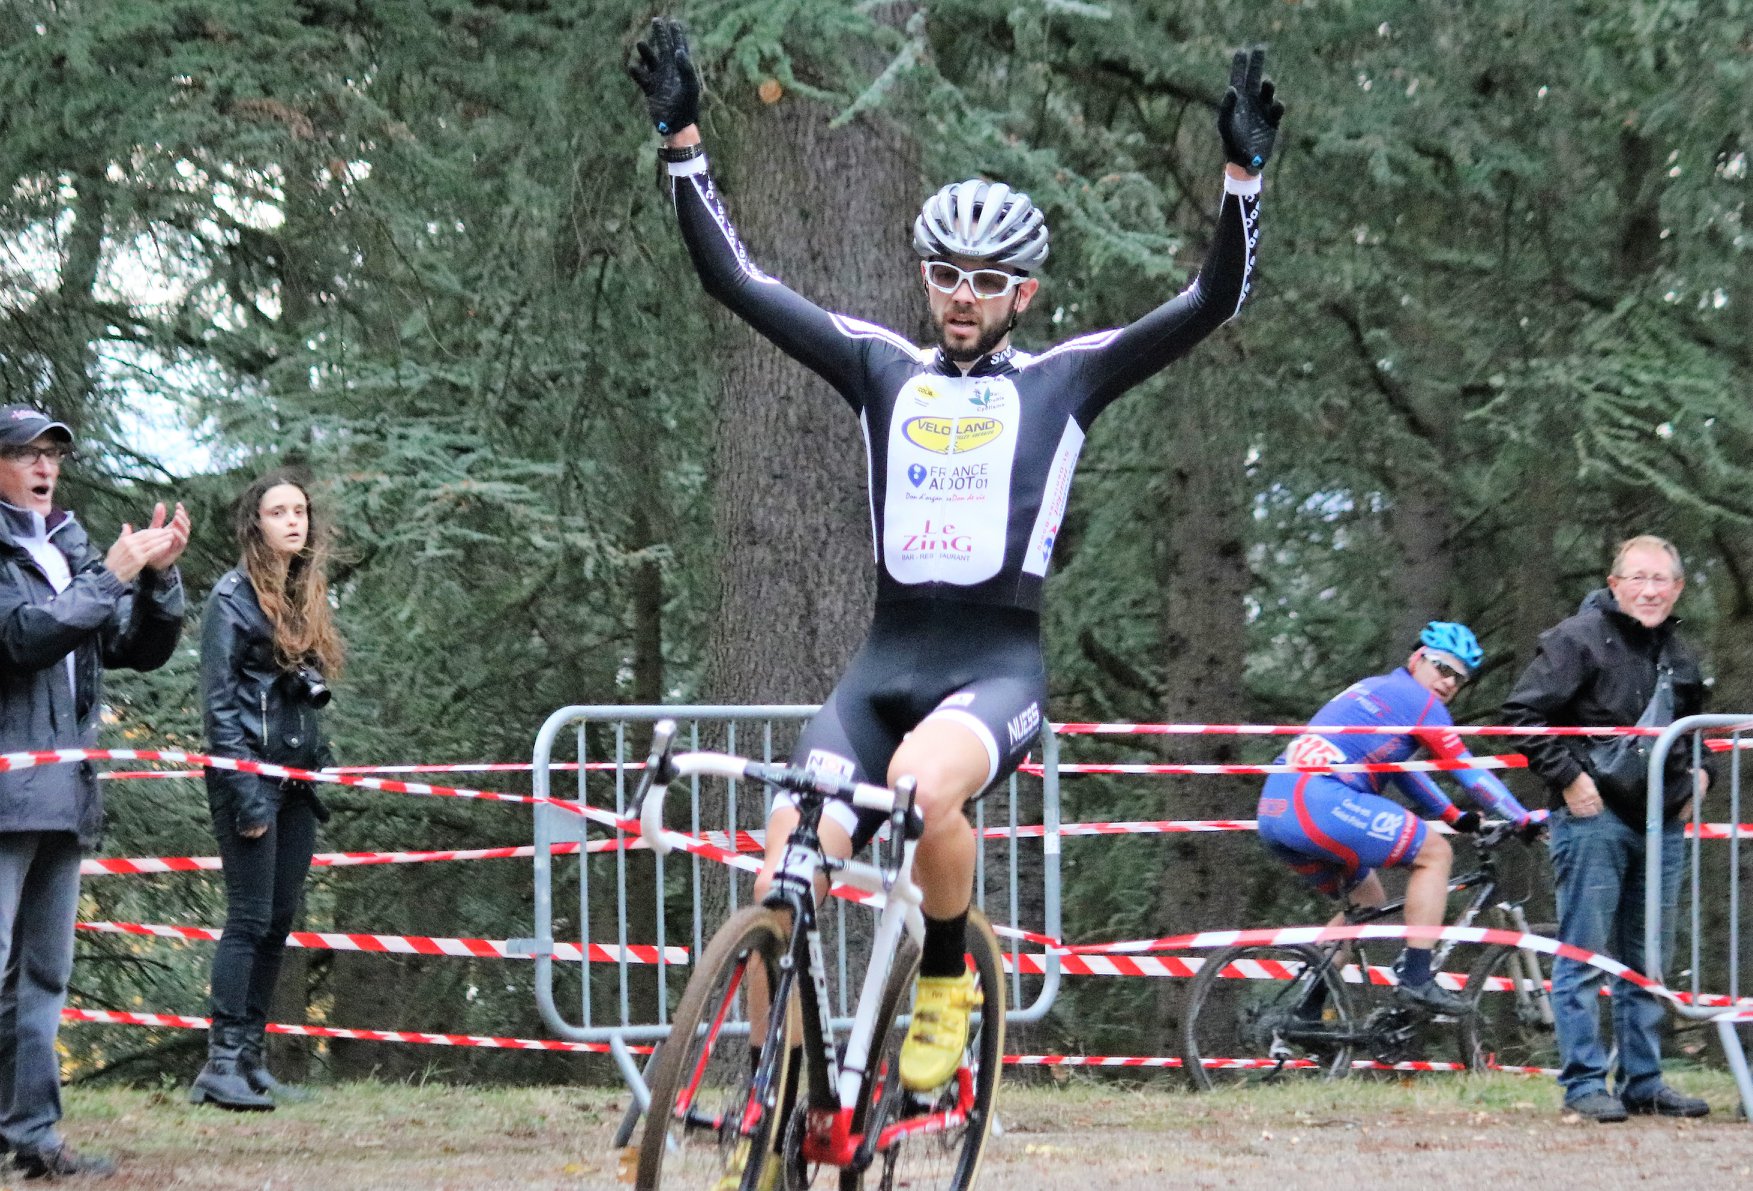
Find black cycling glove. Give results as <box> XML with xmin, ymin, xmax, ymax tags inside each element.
<box><xmin>628</xmin><ymin>17</ymin><xmax>701</xmax><ymax>137</ymax></box>
<box><xmin>1217</xmin><ymin>45</ymin><xmax>1284</xmax><ymax>173</ymax></box>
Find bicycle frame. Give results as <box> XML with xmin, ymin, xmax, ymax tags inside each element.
<box><xmin>637</xmin><ymin>723</ymin><xmax>975</xmax><ymax>1174</ymax></box>
<box><xmin>764</xmin><ymin>798</ymin><xmax>932</xmax><ymax>1169</ymax></box>
<box><xmin>1281</xmin><ymin>836</ymin><xmax>1552</xmax><ymax>1047</ymax></box>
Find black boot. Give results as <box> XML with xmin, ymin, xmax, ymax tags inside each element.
<box><xmin>240</xmin><ymin>1032</ymin><xmax>311</xmax><ymax>1104</ymax></box>
<box><xmin>189</xmin><ymin>1027</ymin><xmax>275</xmax><ymax>1111</ymax></box>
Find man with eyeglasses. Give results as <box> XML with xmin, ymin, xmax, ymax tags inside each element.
<box><xmin>0</xmin><ymin>405</ymin><xmax>189</xmax><ymax>1177</ymax></box>
<box><xmin>1255</xmin><ymin>621</ymin><xmax>1541</xmax><ymax>1016</ymax></box>
<box><xmin>627</xmin><ymin>17</ymin><xmax>1280</xmax><ymax>1176</ymax></box>
<box><xmin>1504</xmin><ymin>535</ymin><xmax>1714</xmax><ymax>1122</ymax></box>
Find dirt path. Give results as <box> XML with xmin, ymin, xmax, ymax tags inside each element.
<box><xmin>52</xmin><ymin>1075</ymin><xmax>1751</xmax><ymax>1189</ymax></box>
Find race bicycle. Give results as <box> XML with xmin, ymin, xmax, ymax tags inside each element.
<box><xmin>1181</xmin><ymin>819</ymin><xmax>1556</xmax><ymax>1089</ymax></box>
<box><xmin>632</xmin><ymin>720</ymin><xmax>1004</xmax><ymax>1190</ymax></box>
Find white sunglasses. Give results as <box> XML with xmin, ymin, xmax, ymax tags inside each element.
<box><xmin>921</xmin><ymin>261</ymin><xmax>1027</xmax><ymax>299</ymax></box>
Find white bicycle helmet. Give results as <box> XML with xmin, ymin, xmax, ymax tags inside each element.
<box><xmin>913</xmin><ymin>179</ymin><xmax>1049</xmax><ymax>274</ymax></box>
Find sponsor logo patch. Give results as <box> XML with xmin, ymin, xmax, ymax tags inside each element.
<box><xmin>907</xmin><ymin>463</ymin><xmax>928</xmax><ymax>487</ymax></box>
<box><xmin>937</xmin><ymin>692</ymin><xmax>977</xmax><ymax>710</ymax></box>
<box><xmin>1006</xmin><ymin>702</ymin><xmax>1042</xmax><ymax>748</ymax></box>
<box><xmin>804</xmin><ymin>749</ymin><xmax>856</xmax><ymax>783</ymax></box>
<box><xmin>901</xmin><ymin>416</ymin><xmax>1003</xmax><ymax>455</ymax></box>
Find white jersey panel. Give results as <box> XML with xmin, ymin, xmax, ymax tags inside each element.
<box><xmin>1021</xmin><ymin>419</ymin><xmax>1085</xmax><ymax>577</ymax></box>
<box><xmin>882</xmin><ymin>373</ymin><xmax>1022</xmax><ymax>586</ymax></box>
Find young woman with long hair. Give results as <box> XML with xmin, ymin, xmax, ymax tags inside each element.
<box><xmin>190</xmin><ymin>469</ymin><xmax>344</xmax><ymax>1111</ymax></box>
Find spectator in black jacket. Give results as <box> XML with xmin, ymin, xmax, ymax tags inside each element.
<box><xmin>1503</xmin><ymin>534</ymin><xmax>1714</xmax><ymax>1123</ymax></box>
<box><xmin>189</xmin><ymin>470</ymin><xmax>343</xmax><ymax>1112</ymax></box>
<box><xmin>0</xmin><ymin>405</ymin><xmax>188</xmax><ymax>1177</ymax></box>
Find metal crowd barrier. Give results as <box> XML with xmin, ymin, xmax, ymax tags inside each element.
<box><xmin>517</xmin><ymin>704</ymin><xmax>1062</xmax><ymax>1140</ymax></box>
<box><xmin>1645</xmin><ymin>714</ymin><xmax>1753</xmax><ymax>1120</ymax></box>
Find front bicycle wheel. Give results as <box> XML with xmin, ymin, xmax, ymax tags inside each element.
<box><xmin>638</xmin><ymin>905</ymin><xmax>793</xmax><ymax>1190</ymax></box>
<box><xmin>1181</xmin><ymin>944</ymin><xmax>1354</xmax><ymax>1091</ymax></box>
<box><xmin>860</xmin><ymin>907</ymin><xmax>1005</xmax><ymax>1191</ymax></box>
<box><xmin>1457</xmin><ymin>937</ymin><xmax>1559</xmax><ymax>1074</ymax></box>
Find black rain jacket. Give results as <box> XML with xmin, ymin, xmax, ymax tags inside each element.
<box><xmin>0</xmin><ymin>502</ymin><xmax>185</xmax><ymax>848</ymax></box>
<box><xmin>1501</xmin><ymin>588</ymin><xmax>1714</xmax><ymax>824</ymax></box>
<box><xmin>201</xmin><ymin>568</ymin><xmax>334</xmax><ymax>833</ymax></box>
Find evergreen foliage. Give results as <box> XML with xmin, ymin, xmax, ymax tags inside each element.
<box><xmin>2</xmin><ymin>0</ymin><xmax>1748</xmax><ymax>1081</ymax></box>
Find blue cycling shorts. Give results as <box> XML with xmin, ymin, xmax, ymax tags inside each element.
<box><xmin>1255</xmin><ymin>772</ymin><xmax>1428</xmax><ymax>896</ymax></box>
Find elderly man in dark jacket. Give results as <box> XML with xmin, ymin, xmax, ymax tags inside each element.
<box><xmin>1503</xmin><ymin>534</ymin><xmax>1713</xmax><ymax>1124</ymax></box>
<box><xmin>0</xmin><ymin>406</ymin><xmax>189</xmax><ymax>1178</ymax></box>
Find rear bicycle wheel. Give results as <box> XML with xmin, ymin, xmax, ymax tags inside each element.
<box><xmin>863</xmin><ymin>907</ymin><xmax>1005</xmax><ymax>1191</ymax></box>
<box><xmin>1181</xmin><ymin>944</ymin><xmax>1354</xmax><ymax>1091</ymax></box>
<box><xmin>638</xmin><ymin>906</ymin><xmax>793</xmax><ymax>1190</ymax></box>
<box><xmin>1457</xmin><ymin>937</ymin><xmax>1559</xmax><ymax>1074</ymax></box>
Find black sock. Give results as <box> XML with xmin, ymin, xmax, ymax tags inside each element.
<box><xmin>1397</xmin><ymin>946</ymin><xmax>1433</xmax><ymax>987</ymax></box>
<box><xmin>920</xmin><ymin>909</ymin><xmax>970</xmax><ymax>979</ymax></box>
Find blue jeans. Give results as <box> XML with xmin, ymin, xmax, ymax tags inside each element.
<box><xmin>1548</xmin><ymin>808</ymin><xmax>1684</xmax><ymax>1104</ymax></box>
<box><xmin>0</xmin><ymin>831</ymin><xmax>84</xmax><ymax>1151</ymax></box>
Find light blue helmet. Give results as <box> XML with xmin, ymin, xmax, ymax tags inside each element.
<box><xmin>1418</xmin><ymin>621</ymin><xmax>1483</xmax><ymax>674</ymax></box>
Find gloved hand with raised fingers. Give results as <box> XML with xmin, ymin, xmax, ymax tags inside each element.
<box><xmin>1217</xmin><ymin>45</ymin><xmax>1285</xmax><ymax>173</ymax></box>
<box><xmin>628</xmin><ymin>16</ymin><xmax>701</xmax><ymax>137</ymax></box>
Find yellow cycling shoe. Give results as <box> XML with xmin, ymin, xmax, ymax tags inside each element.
<box><xmin>899</xmin><ymin>968</ymin><xmax>982</xmax><ymax>1092</ymax></box>
<box><xmin>713</xmin><ymin>1138</ymin><xmax>780</xmax><ymax>1191</ymax></box>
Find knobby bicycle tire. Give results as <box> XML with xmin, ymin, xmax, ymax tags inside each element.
<box><xmin>859</xmin><ymin>907</ymin><xmax>1006</xmax><ymax>1191</ymax></box>
<box><xmin>1181</xmin><ymin>943</ymin><xmax>1354</xmax><ymax>1091</ymax></box>
<box><xmin>638</xmin><ymin>905</ymin><xmax>793</xmax><ymax>1190</ymax></box>
<box><xmin>1457</xmin><ymin>933</ymin><xmax>1559</xmax><ymax>1074</ymax></box>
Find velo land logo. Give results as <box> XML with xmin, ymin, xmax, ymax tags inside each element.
<box><xmin>901</xmin><ymin>416</ymin><xmax>1003</xmax><ymax>455</ymax></box>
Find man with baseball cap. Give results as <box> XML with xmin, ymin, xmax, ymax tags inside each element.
<box><xmin>0</xmin><ymin>405</ymin><xmax>190</xmax><ymax>1177</ymax></box>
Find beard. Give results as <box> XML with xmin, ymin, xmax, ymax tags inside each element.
<box><xmin>936</xmin><ymin>301</ymin><xmax>1017</xmax><ymax>363</ymax></box>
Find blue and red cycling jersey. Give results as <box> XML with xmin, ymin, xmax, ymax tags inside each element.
<box><xmin>1256</xmin><ymin>668</ymin><xmax>1532</xmax><ymax>893</ymax></box>
<box><xmin>1275</xmin><ymin>667</ymin><xmax>1527</xmax><ymax>821</ymax></box>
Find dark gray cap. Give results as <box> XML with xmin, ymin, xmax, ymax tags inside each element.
<box><xmin>0</xmin><ymin>406</ymin><xmax>74</xmax><ymax>447</ymax></box>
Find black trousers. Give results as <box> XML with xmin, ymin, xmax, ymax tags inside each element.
<box><xmin>208</xmin><ymin>782</ymin><xmax>317</xmax><ymax>1035</ymax></box>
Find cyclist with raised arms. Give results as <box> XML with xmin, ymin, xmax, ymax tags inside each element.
<box><xmin>628</xmin><ymin>15</ymin><xmax>1281</xmax><ymax>1157</ymax></box>
<box><xmin>1256</xmin><ymin>621</ymin><xmax>1544</xmax><ymax>1015</ymax></box>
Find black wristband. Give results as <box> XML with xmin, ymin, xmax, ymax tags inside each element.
<box><xmin>659</xmin><ymin>143</ymin><xmax>705</xmax><ymax>163</ymax></box>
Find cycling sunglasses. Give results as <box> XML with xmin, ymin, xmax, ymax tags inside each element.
<box><xmin>1424</xmin><ymin>654</ymin><xmax>1471</xmax><ymax>686</ymax></box>
<box><xmin>921</xmin><ymin>261</ymin><xmax>1027</xmax><ymax>299</ymax></box>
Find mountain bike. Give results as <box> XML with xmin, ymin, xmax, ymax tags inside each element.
<box><xmin>632</xmin><ymin>720</ymin><xmax>1004</xmax><ymax>1190</ymax></box>
<box><xmin>1181</xmin><ymin>819</ymin><xmax>1556</xmax><ymax>1089</ymax></box>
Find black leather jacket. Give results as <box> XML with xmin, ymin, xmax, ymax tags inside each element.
<box><xmin>201</xmin><ymin>568</ymin><xmax>333</xmax><ymax>831</ymax></box>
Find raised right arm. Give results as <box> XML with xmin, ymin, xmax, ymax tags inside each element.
<box><xmin>664</xmin><ymin>131</ymin><xmax>906</xmax><ymax>398</ymax></box>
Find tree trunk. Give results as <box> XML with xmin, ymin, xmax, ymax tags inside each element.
<box><xmin>1385</xmin><ymin>477</ymin><xmax>1454</xmax><ymax>643</ymax></box>
<box><xmin>1145</xmin><ymin>364</ymin><xmax>1257</xmax><ymax>1051</ymax></box>
<box><xmin>701</xmin><ymin>84</ymin><xmax>920</xmax><ymax>707</ymax></box>
<box><xmin>692</xmin><ymin>19</ymin><xmax>922</xmax><ymax>944</ymax></box>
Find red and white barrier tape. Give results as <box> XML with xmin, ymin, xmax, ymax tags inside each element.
<box><xmin>10</xmin><ymin>748</ymin><xmax>1056</xmax><ymax>946</ymax></box>
<box><xmin>81</xmin><ymin>816</ymin><xmax>1753</xmax><ymax>880</ymax></box>
<box><xmin>75</xmin><ymin>921</ymin><xmax>686</xmax><ymax>966</ymax></box>
<box><xmin>60</xmin><ymin>1010</ymin><xmax>1556</xmax><ymax>1074</ymax></box>
<box><xmin>1020</xmin><ymin>755</ymin><xmax>1527</xmax><ymax>777</ymax></box>
<box><xmin>1050</xmin><ymin>721</ymin><xmax>1753</xmax><ymax>738</ymax></box>
<box><xmin>1003</xmin><ymin>1054</ymin><xmax>1557</xmax><ymax>1076</ymax></box>
<box><xmin>78</xmin><ymin>840</ymin><xmax>639</xmax><ymax>877</ymax></box>
<box><xmin>1054</xmin><ymin>921</ymin><xmax>1753</xmax><ymax>1019</ymax></box>
<box><xmin>58</xmin><ymin>1008</ymin><xmax>651</xmax><ymax>1054</ymax></box>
